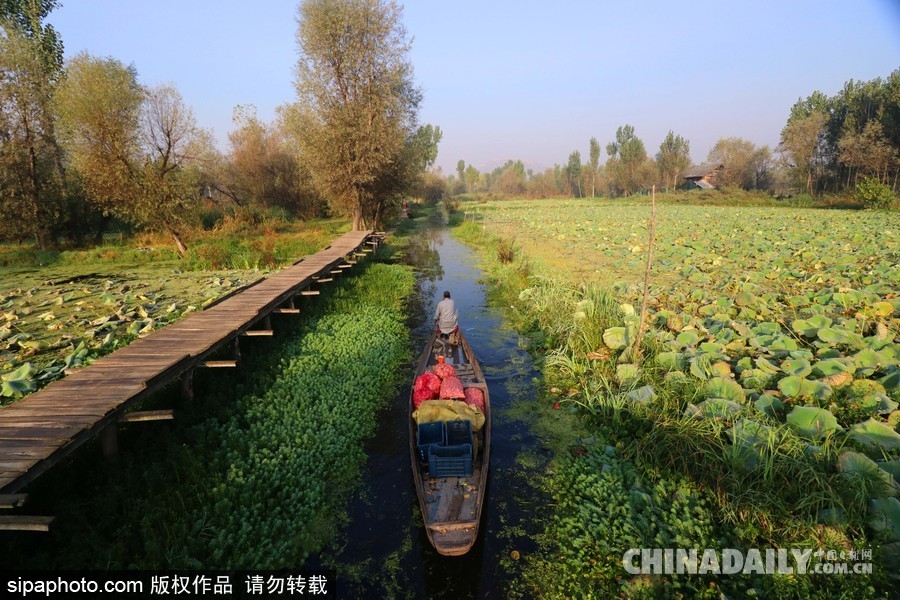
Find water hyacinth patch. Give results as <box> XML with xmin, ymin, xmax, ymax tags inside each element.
<box><xmin>183</xmin><ymin>263</ymin><xmax>415</xmax><ymax>568</ymax></box>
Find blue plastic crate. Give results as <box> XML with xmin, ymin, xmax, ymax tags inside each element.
<box><xmin>428</xmin><ymin>443</ymin><xmax>473</xmax><ymax>477</ymax></box>
<box><xmin>445</xmin><ymin>420</ymin><xmax>472</xmax><ymax>447</ymax></box>
<box><xmin>417</xmin><ymin>421</ymin><xmax>444</xmax><ymax>462</ymax></box>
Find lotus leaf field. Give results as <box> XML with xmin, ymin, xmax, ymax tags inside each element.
<box><xmin>0</xmin><ymin>268</ymin><xmax>265</xmax><ymax>403</ymax></box>
<box><xmin>457</xmin><ymin>197</ymin><xmax>899</xmax><ymax>596</ymax></box>
<box><xmin>477</xmin><ymin>199</ymin><xmax>899</xmax><ymax>434</ymax></box>
<box><xmin>0</xmin><ymin>219</ymin><xmax>347</xmax><ymax>403</ymax></box>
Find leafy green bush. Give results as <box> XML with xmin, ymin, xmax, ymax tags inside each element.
<box><xmin>855</xmin><ymin>177</ymin><xmax>896</xmax><ymax>209</ymax></box>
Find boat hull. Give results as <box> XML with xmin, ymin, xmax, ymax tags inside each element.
<box><xmin>409</xmin><ymin>330</ymin><xmax>491</xmax><ymax>556</ymax></box>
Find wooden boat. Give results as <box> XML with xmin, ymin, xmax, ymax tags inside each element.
<box><xmin>409</xmin><ymin>329</ymin><xmax>490</xmax><ymax>556</ymax></box>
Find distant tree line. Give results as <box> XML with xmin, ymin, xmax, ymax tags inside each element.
<box><xmin>448</xmin><ymin>69</ymin><xmax>899</xmax><ymax>200</ymax></box>
<box><xmin>0</xmin><ymin>0</ymin><xmax>438</xmax><ymax>250</ymax></box>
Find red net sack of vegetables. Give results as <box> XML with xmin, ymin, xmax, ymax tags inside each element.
<box><xmin>415</xmin><ymin>372</ymin><xmax>442</xmax><ymax>396</ymax></box>
<box><xmin>439</xmin><ymin>376</ymin><xmax>466</xmax><ymax>399</ymax></box>
<box><xmin>463</xmin><ymin>387</ymin><xmax>485</xmax><ymax>411</ymax></box>
<box><xmin>434</xmin><ymin>362</ymin><xmax>456</xmax><ymax>379</ymax></box>
<box><xmin>413</xmin><ymin>386</ymin><xmax>435</xmax><ymax>408</ymax></box>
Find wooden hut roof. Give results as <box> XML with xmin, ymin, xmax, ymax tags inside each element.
<box><xmin>682</xmin><ymin>163</ymin><xmax>724</xmax><ymax>178</ymax></box>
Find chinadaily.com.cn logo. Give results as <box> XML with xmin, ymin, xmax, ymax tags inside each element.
<box><xmin>622</xmin><ymin>548</ymin><xmax>874</xmax><ymax>575</ymax></box>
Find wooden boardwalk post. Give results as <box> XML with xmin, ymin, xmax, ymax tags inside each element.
<box><xmin>100</xmin><ymin>423</ymin><xmax>118</xmax><ymax>460</ymax></box>
<box><xmin>181</xmin><ymin>368</ymin><xmax>194</xmax><ymax>407</ymax></box>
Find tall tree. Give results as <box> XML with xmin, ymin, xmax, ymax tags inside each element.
<box><xmin>779</xmin><ymin>112</ymin><xmax>828</xmax><ymax>194</ymax></box>
<box><xmin>137</xmin><ymin>84</ymin><xmax>206</xmax><ymax>253</ymax></box>
<box><xmin>464</xmin><ymin>163</ymin><xmax>479</xmax><ymax>193</ymax></box>
<box><xmin>223</xmin><ymin>104</ymin><xmax>321</xmax><ymax>216</ymax></box>
<box><xmin>750</xmin><ymin>145</ymin><xmax>773</xmax><ymax>190</ymax></box>
<box><xmin>413</xmin><ymin>123</ymin><xmax>442</xmax><ymax>172</ymax></box>
<box><xmin>656</xmin><ymin>130</ymin><xmax>691</xmax><ymax>192</ymax></box>
<box><xmin>55</xmin><ymin>54</ymin><xmax>204</xmax><ymax>254</ymax></box>
<box><xmin>566</xmin><ymin>150</ymin><xmax>582</xmax><ymax>197</ymax></box>
<box><xmin>587</xmin><ymin>137</ymin><xmax>600</xmax><ymax>197</ymax></box>
<box><xmin>0</xmin><ymin>1</ymin><xmax>65</xmax><ymax>247</ymax></box>
<box><xmin>292</xmin><ymin>0</ymin><xmax>421</xmax><ymax>230</ymax></box>
<box><xmin>784</xmin><ymin>70</ymin><xmax>900</xmax><ymax>192</ymax></box>
<box><xmin>54</xmin><ymin>53</ymin><xmax>142</xmax><ymax>208</ymax></box>
<box><xmin>606</xmin><ymin>124</ymin><xmax>647</xmax><ymax>196</ymax></box>
<box><xmin>407</xmin><ymin>123</ymin><xmax>442</xmax><ymax>201</ymax></box>
<box><xmin>838</xmin><ymin>120</ymin><xmax>897</xmax><ymax>186</ymax></box>
<box><xmin>490</xmin><ymin>159</ymin><xmax>526</xmax><ymax>195</ymax></box>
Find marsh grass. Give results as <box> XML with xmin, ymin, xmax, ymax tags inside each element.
<box><xmin>0</xmin><ymin>218</ymin><xmax>347</xmax><ymax>271</ymax></box>
<box><xmin>496</xmin><ymin>237</ymin><xmax>515</xmax><ymax>263</ymax></box>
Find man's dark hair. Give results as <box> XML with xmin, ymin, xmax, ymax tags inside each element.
<box><xmin>443</xmin><ymin>291</ymin><xmax>451</xmax><ymax>298</ymax></box>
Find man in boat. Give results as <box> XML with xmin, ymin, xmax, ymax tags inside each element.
<box><xmin>433</xmin><ymin>290</ymin><xmax>459</xmax><ymax>343</ymax></box>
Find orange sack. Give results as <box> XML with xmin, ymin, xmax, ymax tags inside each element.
<box><xmin>439</xmin><ymin>375</ymin><xmax>466</xmax><ymax>399</ymax></box>
<box><xmin>413</xmin><ymin>386</ymin><xmax>436</xmax><ymax>408</ymax></box>
<box><xmin>463</xmin><ymin>387</ymin><xmax>485</xmax><ymax>411</ymax></box>
<box><xmin>433</xmin><ymin>362</ymin><xmax>456</xmax><ymax>380</ymax></box>
<box><xmin>415</xmin><ymin>372</ymin><xmax>442</xmax><ymax>396</ymax></box>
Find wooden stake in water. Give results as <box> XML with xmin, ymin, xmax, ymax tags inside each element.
<box><xmin>633</xmin><ymin>185</ymin><xmax>656</xmax><ymax>362</ymax></box>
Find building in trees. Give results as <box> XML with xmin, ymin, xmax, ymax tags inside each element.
<box><xmin>682</xmin><ymin>164</ymin><xmax>724</xmax><ymax>189</ymax></box>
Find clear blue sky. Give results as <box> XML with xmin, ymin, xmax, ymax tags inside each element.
<box><xmin>48</xmin><ymin>0</ymin><xmax>900</xmax><ymax>174</ymax></box>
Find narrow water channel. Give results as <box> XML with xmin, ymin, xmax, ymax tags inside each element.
<box><xmin>327</xmin><ymin>222</ymin><xmax>548</xmax><ymax>598</ymax></box>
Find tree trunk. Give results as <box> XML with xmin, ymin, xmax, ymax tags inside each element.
<box><xmin>352</xmin><ymin>208</ymin><xmax>362</xmax><ymax>231</ymax></box>
<box><xmin>94</xmin><ymin>214</ymin><xmax>110</xmax><ymax>244</ymax></box>
<box><xmin>26</xmin><ymin>141</ymin><xmax>47</xmax><ymax>250</ymax></box>
<box><xmin>169</xmin><ymin>228</ymin><xmax>187</xmax><ymax>256</ymax></box>
<box><xmin>374</xmin><ymin>202</ymin><xmax>383</xmax><ymax>231</ymax></box>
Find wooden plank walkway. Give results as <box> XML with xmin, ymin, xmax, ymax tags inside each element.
<box><xmin>0</xmin><ymin>230</ymin><xmax>379</xmax><ymax>497</ymax></box>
